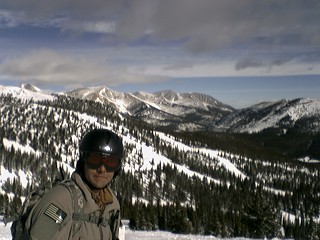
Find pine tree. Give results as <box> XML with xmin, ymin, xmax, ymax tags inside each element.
<box><xmin>244</xmin><ymin>186</ymin><xmax>282</xmax><ymax>238</ymax></box>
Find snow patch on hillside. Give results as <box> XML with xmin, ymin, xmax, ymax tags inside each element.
<box><xmin>3</xmin><ymin>138</ymin><xmax>41</xmax><ymax>157</ymax></box>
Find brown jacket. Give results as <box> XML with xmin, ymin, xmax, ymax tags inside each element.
<box><xmin>26</xmin><ymin>172</ymin><xmax>120</xmax><ymax>240</ymax></box>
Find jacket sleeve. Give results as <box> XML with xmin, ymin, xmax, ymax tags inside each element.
<box><xmin>26</xmin><ymin>185</ymin><xmax>74</xmax><ymax>240</ymax></box>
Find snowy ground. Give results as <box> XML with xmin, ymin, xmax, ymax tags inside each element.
<box><xmin>125</xmin><ymin>229</ymin><xmax>251</xmax><ymax>240</ymax></box>
<box><xmin>0</xmin><ymin>221</ymin><xmax>289</xmax><ymax>240</ymax></box>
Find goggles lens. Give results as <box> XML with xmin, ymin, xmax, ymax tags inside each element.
<box><xmin>86</xmin><ymin>152</ymin><xmax>120</xmax><ymax>172</ymax></box>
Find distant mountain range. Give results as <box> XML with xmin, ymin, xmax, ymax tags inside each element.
<box><xmin>1</xmin><ymin>83</ymin><xmax>320</xmax><ymax>133</ymax></box>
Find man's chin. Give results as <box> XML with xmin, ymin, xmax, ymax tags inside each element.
<box><xmin>91</xmin><ymin>178</ymin><xmax>109</xmax><ymax>188</ymax></box>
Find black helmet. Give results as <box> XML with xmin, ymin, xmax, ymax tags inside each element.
<box><xmin>77</xmin><ymin>128</ymin><xmax>123</xmax><ymax>176</ymax></box>
<box><xmin>80</xmin><ymin>128</ymin><xmax>123</xmax><ymax>157</ymax></box>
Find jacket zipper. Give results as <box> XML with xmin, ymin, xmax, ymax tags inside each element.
<box><xmin>99</xmin><ymin>224</ymin><xmax>103</xmax><ymax>240</ymax></box>
<box><xmin>99</xmin><ymin>210</ymin><xmax>105</xmax><ymax>240</ymax></box>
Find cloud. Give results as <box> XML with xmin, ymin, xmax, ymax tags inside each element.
<box><xmin>61</xmin><ymin>20</ymin><xmax>116</xmax><ymax>34</ymax></box>
<box><xmin>235</xmin><ymin>57</ymin><xmax>264</xmax><ymax>71</ymax></box>
<box><xmin>234</xmin><ymin>45</ymin><xmax>320</xmax><ymax>71</ymax></box>
<box><xmin>163</xmin><ymin>61</ymin><xmax>195</xmax><ymax>71</ymax></box>
<box><xmin>1</xmin><ymin>0</ymin><xmax>320</xmax><ymax>82</ymax></box>
<box><xmin>0</xmin><ymin>10</ymin><xmax>20</xmax><ymax>28</ymax></box>
<box><xmin>234</xmin><ymin>56</ymin><xmax>295</xmax><ymax>71</ymax></box>
<box><xmin>0</xmin><ymin>49</ymin><xmax>163</xmax><ymax>89</ymax></box>
<box><xmin>1</xmin><ymin>0</ymin><xmax>320</xmax><ymax>53</ymax></box>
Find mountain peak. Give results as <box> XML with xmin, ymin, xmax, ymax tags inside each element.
<box><xmin>154</xmin><ymin>90</ymin><xmax>180</xmax><ymax>100</ymax></box>
<box><xmin>21</xmin><ymin>83</ymin><xmax>41</xmax><ymax>92</ymax></box>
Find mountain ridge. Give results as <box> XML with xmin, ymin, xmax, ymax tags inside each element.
<box><xmin>1</xmin><ymin>84</ymin><xmax>320</xmax><ymax>133</ymax></box>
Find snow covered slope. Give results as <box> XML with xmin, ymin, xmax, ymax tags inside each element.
<box><xmin>0</xmin><ymin>84</ymin><xmax>54</xmax><ymax>102</ymax></box>
<box><xmin>219</xmin><ymin>98</ymin><xmax>320</xmax><ymax>133</ymax></box>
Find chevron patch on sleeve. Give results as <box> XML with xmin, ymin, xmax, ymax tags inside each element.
<box><xmin>44</xmin><ymin>204</ymin><xmax>67</xmax><ymax>224</ymax></box>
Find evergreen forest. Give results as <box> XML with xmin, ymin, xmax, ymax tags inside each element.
<box><xmin>1</xmin><ymin>94</ymin><xmax>320</xmax><ymax>239</ymax></box>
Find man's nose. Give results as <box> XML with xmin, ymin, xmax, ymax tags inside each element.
<box><xmin>97</xmin><ymin>164</ymin><xmax>107</xmax><ymax>173</ymax></box>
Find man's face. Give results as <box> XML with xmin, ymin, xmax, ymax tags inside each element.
<box><xmin>84</xmin><ymin>164</ymin><xmax>114</xmax><ymax>189</ymax></box>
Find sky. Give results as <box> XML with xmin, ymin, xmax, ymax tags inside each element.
<box><xmin>0</xmin><ymin>0</ymin><xmax>320</xmax><ymax>108</ymax></box>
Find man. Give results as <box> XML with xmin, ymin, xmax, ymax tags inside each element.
<box><xmin>26</xmin><ymin>128</ymin><xmax>124</xmax><ymax>240</ymax></box>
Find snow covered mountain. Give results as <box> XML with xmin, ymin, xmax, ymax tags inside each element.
<box><xmin>0</xmin><ymin>84</ymin><xmax>54</xmax><ymax>101</ymax></box>
<box><xmin>64</xmin><ymin>86</ymin><xmax>235</xmax><ymax>131</ymax></box>
<box><xmin>218</xmin><ymin>98</ymin><xmax>320</xmax><ymax>133</ymax></box>
<box><xmin>1</xmin><ymin>84</ymin><xmax>320</xmax><ymax>133</ymax></box>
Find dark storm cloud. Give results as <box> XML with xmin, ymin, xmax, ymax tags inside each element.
<box><xmin>1</xmin><ymin>0</ymin><xmax>320</xmax><ymax>53</ymax></box>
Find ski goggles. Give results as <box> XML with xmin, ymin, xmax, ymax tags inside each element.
<box><xmin>85</xmin><ymin>151</ymin><xmax>121</xmax><ymax>172</ymax></box>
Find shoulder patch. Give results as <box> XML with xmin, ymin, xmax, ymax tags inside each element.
<box><xmin>44</xmin><ymin>204</ymin><xmax>67</xmax><ymax>224</ymax></box>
